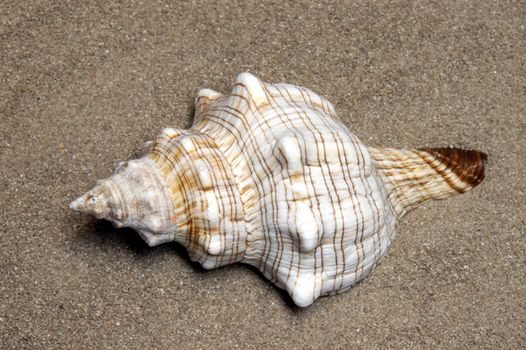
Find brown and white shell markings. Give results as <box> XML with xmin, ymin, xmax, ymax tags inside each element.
<box><xmin>70</xmin><ymin>73</ymin><xmax>486</xmax><ymax>307</ymax></box>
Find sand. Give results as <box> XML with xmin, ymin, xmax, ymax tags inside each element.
<box><xmin>1</xmin><ymin>1</ymin><xmax>525</xmax><ymax>348</ymax></box>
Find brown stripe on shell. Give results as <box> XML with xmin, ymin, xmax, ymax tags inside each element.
<box><xmin>419</xmin><ymin>147</ymin><xmax>487</xmax><ymax>190</ymax></box>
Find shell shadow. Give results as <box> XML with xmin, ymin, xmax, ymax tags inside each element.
<box><xmin>72</xmin><ymin>218</ymin><xmax>204</xmax><ymax>274</ymax></box>
<box><xmin>239</xmin><ymin>263</ymin><xmax>304</xmax><ymax>311</ymax></box>
<box><xmin>92</xmin><ymin>220</ymin><xmax>150</xmax><ymax>253</ymax></box>
<box><xmin>72</xmin><ymin>218</ymin><xmax>314</xmax><ymax>312</ymax></box>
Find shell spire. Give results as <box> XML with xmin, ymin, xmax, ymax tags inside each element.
<box><xmin>70</xmin><ymin>158</ymin><xmax>176</xmax><ymax>246</ymax></box>
<box><xmin>70</xmin><ymin>73</ymin><xmax>487</xmax><ymax>307</ymax></box>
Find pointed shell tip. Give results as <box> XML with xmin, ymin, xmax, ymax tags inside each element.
<box><xmin>69</xmin><ymin>197</ymin><xmax>82</xmax><ymax>211</ymax></box>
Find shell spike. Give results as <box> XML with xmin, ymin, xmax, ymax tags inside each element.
<box><xmin>235</xmin><ymin>72</ymin><xmax>269</xmax><ymax>107</ymax></box>
<box><xmin>194</xmin><ymin>89</ymin><xmax>224</xmax><ymax>121</ymax></box>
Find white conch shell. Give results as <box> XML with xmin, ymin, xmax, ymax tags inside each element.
<box><xmin>71</xmin><ymin>73</ymin><xmax>486</xmax><ymax>306</ymax></box>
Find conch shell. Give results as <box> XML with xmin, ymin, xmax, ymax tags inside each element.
<box><xmin>70</xmin><ymin>73</ymin><xmax>486</xmax><ymax>306</ymax></box>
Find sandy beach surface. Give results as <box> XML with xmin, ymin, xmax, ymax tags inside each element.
<box><xmin>1</xmin><ymin>1</ymin><xmax>524</xmax><ymax>348</ymax></box>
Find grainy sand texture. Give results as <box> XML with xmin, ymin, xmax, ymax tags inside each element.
<box><xmin>1</xmin><ymin>1</ymin><xmax>525</xmax><ymax>349</ymax></box>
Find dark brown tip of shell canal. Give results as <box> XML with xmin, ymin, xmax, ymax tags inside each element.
<box><xmin>420</xmin><ymin>147</ymin><xmax>487</xmax><ymax>189</ymax></box>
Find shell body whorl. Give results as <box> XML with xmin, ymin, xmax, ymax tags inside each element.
<box><xmin>71</xmin><ymin>73</ymin><xmax>486</xmax><ymax>306</ymax></box>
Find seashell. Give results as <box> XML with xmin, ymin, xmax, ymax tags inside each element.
<box><xmin>70</xmin><ymin>73</ymin><xmax>487</xmax><ymax>306</ymax></box>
